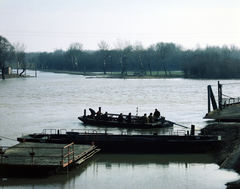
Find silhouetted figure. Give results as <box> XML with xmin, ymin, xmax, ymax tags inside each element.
<box><xmin>126</xmin><ymin>113</ymin><xmax>132</xmax><ymax>123</ymax></box>
<box><xmin>148</xmin><ymin>113</ymin><xmax>154</xmax><ymax>123</ymax></box>
<box><xmin>154</xmin><ymin>109</ymin><xmax>160</xmax><ymax>121</ymax></box>
<box><xmin>103</xmin><ymin>112</ymin><xmax>108</xmax><ymax>121</ymax></box>
<box><xmin>118</xmin><ymin>113</ymin><xmax>124</xmax><ymax>122</ymax></box>
<box><xmin>89</xmin><ymin>108</ymin><xmax>96</xmax><ymax>118</ymax></box>
<box><xmin>142</xmin><ymin>113</ymin><xmax>149</xmax><ymax>123</ymax></box>
<box><xmin>96</xmin><ymin>111</ymin><xmax>102</xmax><ymax>120</ymax></box>
<box><xmin>154</xmin><ymin>109</ymin><xmax>160</xmax><ymax>118</ymax></box>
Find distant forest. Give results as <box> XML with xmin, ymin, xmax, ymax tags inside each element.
<box><xmin>26</xmin><ymin>41</ymin><xmax>240</xmax><ymax>78</ymax></box>
<box><xmin>2</xmin><ymin>35</ymin><xmax>240</xmax><ymax>79</ymax></box>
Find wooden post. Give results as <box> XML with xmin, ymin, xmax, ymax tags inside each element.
<box><xmin>207</xmin><ymin>85</ymin><xmax>217</xmax><ymax>112</ymax></box>
<box><xmin>84</xmin><ymin>109</ymin><xmax>86</xmax><ymax>116</ymax></box>
<box><xmin>99</xmin><ymin>107</ymin><xmax>101</xmax><ymax>113</ymax></box>
<box><xmin>190</xmin><ymin>125</ymin><xmax>195</xmax><ymax>135</ymax></box>
<box><xmin>208</xmin><ymin>85</ymin><xmax>211</xmax><ymax>113</ymax></box>
<box><xmin>218</xmin><ymin>81</ymin><xmax>222</xmax><ymax>110</ymax></box>
<box><xmin>62</xmin><ymin>148</ymin><xmax>64</xmax><ymax>166</ymax></box>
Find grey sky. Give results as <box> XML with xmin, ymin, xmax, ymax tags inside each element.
<box><xmin>0</xmin><ymin>0</ymin><xmax>240</xmax><ymax>52</ymax></box>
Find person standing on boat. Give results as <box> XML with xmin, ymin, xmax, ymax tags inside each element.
<box><xmin>148</xmin><ymin>113</ymin><xmax>154</xmax><ymax>123</ymax></box>
<box><xmin>89</xmin><ymin>108</ymin><xmax>96</xmax><ymax>118</ymax></box>
<box><xmin>126</xmin><ymin>113</ymin><xmax>132</xmax><ymax>123</ymax></box>
<box><xmin>154</xmin><ymin>109</ymin><xmax>160</xmax><ymax>120</ymax></box>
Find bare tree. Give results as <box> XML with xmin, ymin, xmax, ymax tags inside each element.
<box><xmin>0</xmin><ymin>36</ymin><xmax>14</xmax><ymax>79</ymax></box>
<box><xmin>13</xmin><ymin>42</ymin><xmax>27</xmax><ymax>76</ymax></box>
<box><xmin>114</xmin><ymin>39</ymin><xmax>132</xmax><ymax>75</ymax></box>
<box><xmin>98</xmin><ymin>40</ymin><xmax>110</xmax><ymax>75</ymax></box>
<box><xmin>67</xmin><ymin>42</ymin><xmax>83</xmax><ymax>71</ymax></box>
<box><xmin>133</xmin><ymin>41</ymin><xmax>146</xmax><ymax>75</ymax></box>
<box><xmin>155</xmin><ymin>42</ymin><xmax>174</xmax><ymax>76</ymax></box>
<box><xmin>144</xmin><ymin>45</ymin><xmax>155</xmax><ymax>76</ymax></box>
<box><xmin>114</xmin><ymin>39</ymin><xmax>125</xmax><ymax>74</ymax></box>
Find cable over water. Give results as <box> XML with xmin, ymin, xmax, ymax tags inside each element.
<box><xmin>0</xmin><ymin>135</ymin><xmax>17</xmax><ymax>141</ymax></box>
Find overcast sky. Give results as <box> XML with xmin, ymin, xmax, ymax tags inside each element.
<box><xmin>0</xmin><ymin>0</ymin><xmax>240</xmax><ymax>52</ymax></box>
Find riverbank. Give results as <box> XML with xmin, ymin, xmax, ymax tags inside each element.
<box><xmin>0</xmin><ymin>74</ymin><xmax>33</xmax><ymax>79</ymax></box>
<box><xmin>38</xmin><ymin>69</ymin><xmax>185</xmax><ymax>79</ymax></box>
<box><xmin>201</xmin><ymin>123</ymin><xmax>240</xmax><ymax>188</ymax></box>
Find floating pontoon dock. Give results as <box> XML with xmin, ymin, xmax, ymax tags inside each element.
<box><xmin>0</xmin><ymin>142</ymin><xmax>99</xmax><ymax>176</ymax></box>
<box><xmin>17</xmin><ymin>128</ymin><xmax>221</xmax><ymax>154</ymax></box>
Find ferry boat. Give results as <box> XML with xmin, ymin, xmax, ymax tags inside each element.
<box><xmin>78</xmin><ymin>108</ymin><xmax>174</xmax><ymax>129</ymax></box>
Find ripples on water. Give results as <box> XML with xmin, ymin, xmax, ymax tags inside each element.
<box><xmin>0</xmin><ymin>70</ymin><xmax>239</xmax><ymax>188</ymax></box>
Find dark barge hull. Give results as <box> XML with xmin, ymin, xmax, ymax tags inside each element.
<box><xmin>78</xmin><ymin>116</ymin><xmax>173</xmax><ymax>129</ymax></box>
<box><xmin>17</xmin><ymin>131</ymin><xmax>221</xmax><ymax>154</ymax></box>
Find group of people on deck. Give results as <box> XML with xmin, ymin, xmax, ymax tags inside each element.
<box><xmin>89</xmin><ymin>108</ymin><xmax>161</xmax><ymax>124</ymax></box>
<box><xmin>140</xmin><ymin>109</ymin><xmax>161</xmax><ymax>123</ymax></box>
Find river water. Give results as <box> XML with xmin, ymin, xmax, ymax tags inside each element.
<box><xmin>0</xmin><ymin>70</ymin><xmax>240</xmax><ymax>188</ymax></box>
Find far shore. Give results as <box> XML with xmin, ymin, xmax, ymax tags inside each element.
<box><xmin>0</xmin><ymin>74</ymin><xmax>33</xmax><ymax>79</ymax></box>
<box><xmin>38</xmin><ymin>69</ymin><xmax>185</xmax><ymax>79</ymax></box>
<box><xmin>1</xmin><ymin>69</ymin><xmax>185</xmax><ymax>79</ymax></box>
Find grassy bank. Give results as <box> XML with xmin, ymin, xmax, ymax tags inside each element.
<box><xmin>39</xmin><ymin>69</ymin><xmax>184</xmax><ymax>79</ymax></box>
<box><xmin>1</xmin><ymin>69</ymin><xmax>184</xmax><ymax>79</ymax></box>
<box><xmin>0</xmin><ymin>74</ymin><xmax>32</xmax><ymax>79</ymax></box>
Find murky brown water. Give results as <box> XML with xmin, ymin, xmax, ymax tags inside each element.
<box><xmin>0</xmin><ymin>70</ymin><xmax>239</xmax><ymax>188</ymax></box>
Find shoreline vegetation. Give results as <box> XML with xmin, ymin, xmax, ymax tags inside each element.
<box><xmin>0</xmin><ymin>73</ymin><xmax>32</xmax><ymax>79</ymax></box>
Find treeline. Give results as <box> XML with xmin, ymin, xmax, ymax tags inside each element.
<box><xmin>181</xmin><ymin>46</ymin><xmax>240</xmax><ymax>78</ymax></box>
<box><xmin>26</xmin><ymin>41</ymin><xmax>183</xmax><ymax>76</ymax></box>
<box><xmin>26</xmin><ymin>41</ymin><xmax>240</xmax><ymax>78</ymax></box>
<box><xmin>1</xmin><ymin>35</ymin><xmax>240</xmax><ymax>79</ymax></box>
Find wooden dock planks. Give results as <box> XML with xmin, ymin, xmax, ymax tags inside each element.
<box><xmin>0</xmin><ymin>142</ymin><xmax>98</xmax><ymax>168</ymax></box>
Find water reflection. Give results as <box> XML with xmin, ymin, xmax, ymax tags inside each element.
<box><xmin>0</xmin><ymin>154</ymin><xmax>239</xmax><ymax>189</ymax></box>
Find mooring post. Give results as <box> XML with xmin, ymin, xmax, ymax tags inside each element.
<box><xmin>99</xmin><ymin>107</ymin><xmax>101</xmax><ymax>113</ymax></box>
<box><xmin>186</xmin><ymin>131</ymin><xmax>189</xmax><ymax>141</ymax></box>
<box><xmin>218</xmin><ymin>81</ymin><xmax>222</xmax><ymax>110</ymax></box>
<box><xmin>84</xmin><ymin>109</ymin><xmax>86</xmax><ymax>116</ymax></box>
<box><xmin>190</xmin><ymin>125</ymin><xmax>195</xmax><ymax>136</ymax></box>
<box><xmin>207</xmin><ymin>85</ymin><xmax>211</xmax><ymax>113</ymax></box>
<box><xmin>0</xmin><ymin>148</ymin><xmax>6</xmax><ymax>164</ymax></box>
<box><xmin>72</xmin><ymin>143</ymin><xmax>74</xmax><ymax>163</ymax></box>
<box><xmin>28</xmin><ymin>147</ymin><xmax>35</xmax><ymax>166</ymax></box>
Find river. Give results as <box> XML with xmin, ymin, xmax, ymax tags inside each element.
<box><xmin>0</xmin><ymin>70</ymin><xmax>239</xmax><ymax>188</ymax></box>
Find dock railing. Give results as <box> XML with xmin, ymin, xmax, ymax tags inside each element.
<box><xmin>222</xmin><ymin>97</ymin><xmax>240</xmax><ymax>107</ymax></box>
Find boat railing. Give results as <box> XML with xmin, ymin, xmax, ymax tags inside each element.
<box><xmin>41</xmin><ymin>129</ymin><xmax>67</xmax><ymax>135</ymax></box>
<box><xmin>39</xmin><ymin>128</ymin><xmax>201</xmax><ymax>137</ymax></box>
<box><xmin>42</xmin><ymin>129</ymin><xmax>57</xmax><ymax>135</ymax></box>
<box><xmin>70</xmin><ymin>129</ymin><xmax>190</xmax><ymax>136</ymax></box>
